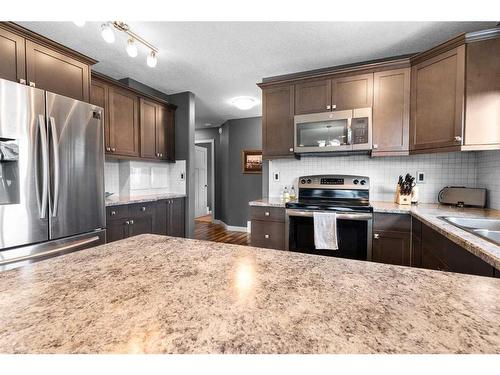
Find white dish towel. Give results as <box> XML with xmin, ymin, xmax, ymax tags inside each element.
<box><xmin>313</xmin><ymin>212</ymin><xmax>338</xmax><ymax>250</ymax></box>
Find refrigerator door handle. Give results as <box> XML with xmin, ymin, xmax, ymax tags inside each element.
<box><xmin>37</xmin><ymin>114</ymin><xmax>49</xmax><ymax>219</ymax></box>
<box><xmin>49</xmin><ymin>116</ymin><xmax>60</xmax><ymax>217</ymax></box>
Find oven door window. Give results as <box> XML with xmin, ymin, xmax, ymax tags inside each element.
<box><xmin>289</xmin><ymin>216</ymin><xmax>368</xmax><ymax>260</ymax></box>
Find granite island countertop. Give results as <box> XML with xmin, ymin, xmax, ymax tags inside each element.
<box><xmin>0</xmin><ymin>234</ymin><xmax>499</xmax><ymax>354</ymax></box>
<box><xmin>249</xmin><ymin>199</ymin><xmax>500</xmax><ymax>270</ymax></box>
<box><xmin>105</xmin><ymin>193</ymin><xmax>186</xmax><ymax>207</ymax></box>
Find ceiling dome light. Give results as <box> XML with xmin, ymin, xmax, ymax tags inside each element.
<box><xmin>230</xmin><ymin>96</ymin><xmax>258</xmax><ymax>110</ymax></box>
<box><xmin>73</xmin><ymin>21</ymin><xmax>86</xmax><ymax>27</ymax></box>
<box><xmin>126</xmin><ymin>39</ymin><xmax>138</xmax><ymax>57</ymax></box>
<box><xmin>101</xmin><ymin>23</ymin><xmax>115</xmax><ymax>44</ymax></box>
<box><xmin>147</xmin><ymin>51</ymin><xmax>158</xmax><ymax>68</ymax></box>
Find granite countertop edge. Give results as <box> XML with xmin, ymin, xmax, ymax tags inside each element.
<box><xmin>249</xmin><ymin>199</ymin><xmax>500</xmax><ymax>270</ymax></box>
<box><xmin>105</xmin><ymin>193</ymin><xmax>187</xmax><ymax>207</ymax></box>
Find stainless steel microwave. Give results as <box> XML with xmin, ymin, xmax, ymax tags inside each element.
<box><xmin>294</xmin><ymin>108</ymin><xmax>372</xmax><ymax>153</ymax></box>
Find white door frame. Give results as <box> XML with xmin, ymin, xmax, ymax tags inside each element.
<box><xmin>195</xmin><ymin>139</ymin><xmax>215</xmax><ymax>221</ymax></box>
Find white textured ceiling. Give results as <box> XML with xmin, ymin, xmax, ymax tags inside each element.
<box><xmin>19</xmin><ymin>21</ymin><xmax>496</xmax><ymax>128</ymax></box>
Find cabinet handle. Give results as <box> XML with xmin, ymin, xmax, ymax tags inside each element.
<box><xmin>29</xmin><ymin>81</ymin><xmax>36</xmax><ymax>87</ymax></box>
<box><xmin>373</xmin><ymin>233</ymin><xmax>380</xmax><ymax>239</ymax></box>
<box><xmin>125</xmin><ymin>220</ymin><xmax>130</xmax><ymax>225</ymax></box>
<box><xmin>111</xmin><ymin>210</ymin><xmax>116</xmax><ymax>216</ymax></box>
<box><xmin>264</xmin><ymin>234</ymin><xmax>270</xmax><ymax>239</ymax></box>
<box><xmin>130</xmin><ymin>220</ymin><xmax>134</xmax><ymax>225</ymax></box>
<box><xmin>289</xmin><ymin>147</ymin><xmax>294</xmax><ymax>152</ymax></box>
<box><xmin>265</xmin><ymin>212</ymin><xmax>270</xmax><ymax>216</ymax></box>
<box><xmin>454</xmin><ymin>136</ymin><xmax>462</xmax><ymax>142</ymax></box>
<box><xmin>106</xmin><ymin>147</ymin><xmax>111</xmax><ymax>152</ymax></box>
<box><xmin>331</xmin><ymin>104</ymin><xmax>337</xmax><ymax>110</ymax></box>
<box><xmin>141</xmin><ymin>206</ymin><xmax>146</xmax><ymax>211</ymax></box>
<box><xmin>160</xmin><ymin>153</ymin><xmax>163</xmax><ymax>157</ymax></box>
<box><xmin>19</xmin><ymin>78</ymin><xmax>26</xmax><ymax>85</ymax></box>
<box><xmin>326</xmin><ymin>105</ymin><xmax>331</xmax><ymax>110</ymax></box>
<box><xmin>373</xmin><ymin>144</ymin><xmax>378</xmax><ymax>149</ymax></box>
<box><xmin>111</xmin><ymin>147</ymin><xmax>116</xmax><ymax>152</ymax></box>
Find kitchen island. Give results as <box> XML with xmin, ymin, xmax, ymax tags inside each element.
<box><xmin>0</xmin><ymin>234</ymin><xmax>499</xmax><ymax>354</ymax></box>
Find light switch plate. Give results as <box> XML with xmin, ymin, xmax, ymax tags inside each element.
<box><xmin>417</xmin><ymin>171</ymin><xmax>425</xmax><ymax>184</ymax></box>
<box><xmin>273</xmin><ymin>172</ymin><xmax>280</xmax><ymax>182</ymax></box>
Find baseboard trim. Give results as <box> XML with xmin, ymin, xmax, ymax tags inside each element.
<box><xmin>213</xmin><ymin>219</ymin><xmax>249</xmax><ymax>233</ymax></box>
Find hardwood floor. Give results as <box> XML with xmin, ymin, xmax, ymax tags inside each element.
<box><xmin>195</xmin><ymin>218</ymin><xmax>250</xmax><ymax>246</ymax></box>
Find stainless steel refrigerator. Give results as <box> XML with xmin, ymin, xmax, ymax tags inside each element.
<box><xmin>0</xmin><ymin>78</ymin><xmax>106</xmax><ymax>270</ymax></box>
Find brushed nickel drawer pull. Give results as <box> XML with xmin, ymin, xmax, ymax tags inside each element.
<box><xmin>373</xmin><ymin>233</ymin><xmax>380</xmax><ymax>239</ymax></box>
<box><xmin>265</xmin><ymin>212</ymin><xmax>270</xmax><ymax>216</ymax></box>
<box><xmin>264</xmin><ymin>234</ymin><xmax>270</xmax><ymax>239</ymax></box>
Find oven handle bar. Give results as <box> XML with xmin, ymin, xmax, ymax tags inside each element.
<box><xmin>285</xmin><ymin>209</ymin><xmax>372</xmax><ymax>221</ymax></box>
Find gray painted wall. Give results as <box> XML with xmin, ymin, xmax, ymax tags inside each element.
<box><xmin>201</xmin><ymin>117</ymin><xmax>261</xmax><ymax>227</ymax></box>
<box><xmin>168</xmin><ymin>91</ymin><xmax>196</xmax><ymax>238</ymax></box>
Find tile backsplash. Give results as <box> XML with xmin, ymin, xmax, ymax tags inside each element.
<box><xmin>477</xmin><ymin>151</ymin><xmax>500</xmax><ymax>210</ymax></box>
<box><xmin>105</xmin><ymin>159</ymin><xmax>186</xmax><ymax>197</ymax></box>
<box><xmin>269</xmin><ymin>151</ymin><xmax>500</xmax><ymax>209</ymax></box>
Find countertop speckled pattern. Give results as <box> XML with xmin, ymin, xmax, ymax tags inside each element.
<box><xmin>105</xmin><ymin>193</ymin><xmax>186</xmax><ymax>207</ymax></box>
<box><xmin>249</xmin><ymin>199</ymin><xmax>500</xmax><ymax>270</ymax></box>
<box><xmin>0</xmin><ymin>234</ymin><xmax>499</xmax><ymax>354</ymax></box>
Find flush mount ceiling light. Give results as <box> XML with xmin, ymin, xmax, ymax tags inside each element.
<box><xmin>230</xmin><ymin>96</ymin><xmax>259</xmax><ymax>110</ymax></box>
<box><xmin>126</xmin><ymin>39</ymin><xmax>138</xmax><ymax>57</ymax></box>
<box><xmin>95</xmin><ymin>21</ymin><xmax>159</xmax><ymax>67</ymax></box>
<box><xmin>101</xmin><ymin>23</ymin><xmax>115</xmax><ymax>43</ymax></box>
<box><xmin>73</xmin><ymin>21</ymin><xmax>86</xmax><ymax>27</ymax></box>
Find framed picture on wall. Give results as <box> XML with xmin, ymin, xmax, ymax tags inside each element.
<box><xmin>241</xmin><ymin>150</ymin><xmax>263</xmax><ymax>174</ymax></box>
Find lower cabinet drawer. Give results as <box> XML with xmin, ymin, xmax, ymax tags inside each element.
<box><xmin>250</xmin><ymin>206</ymin><xmax>285</xmax><ymax>222</ymax></box>
<box><xmin>106</xmin><ymin>205</ymin><xmax>129</xmax><ymax>220</ymax></box>
<box><xmin>251</xmin><ymin>220</ymin><xmax>285</xmax><ymax>250</ymax></box>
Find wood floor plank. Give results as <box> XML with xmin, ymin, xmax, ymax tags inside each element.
<box><xmin>194</xmin><ymin>220</ymin><xmax>250</xmax><ymax>246</ymax></box>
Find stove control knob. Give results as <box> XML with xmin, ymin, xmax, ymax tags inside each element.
<box><xmin>300</xmin><ymin>178</ymin><xmax>306</xmax><ymax>185</ymax></box>
<box><xmin>353</xmin><ymin>179</ymin><xmax>359</xmax><ymax>185</ymax></box>
<box><xmin>360</xmin><ymin>180</ymin><xmax>366</xmax><ymax>186</ymax></box>
<box><xmin>306</xmin><ymin>178</ymin><xmax>312</xmax><ymax>184</ymax></box>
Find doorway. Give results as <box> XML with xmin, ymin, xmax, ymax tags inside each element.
<box><xmin>195</xmin><ymin>139</ymin><xmax>215</xmax><ymax>221</ymax></box>
<box><xmin>194</xmin><ymin>145</ymin><xmax>208</xmax><ymax>218</ymax></box>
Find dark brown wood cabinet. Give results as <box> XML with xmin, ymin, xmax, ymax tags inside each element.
<box><xmin>140</xmin><ymin>98</ymin><xmax>159</xmax><ymax>159</ymax></box>
<box><xmin>412</xmin><ymin>218</ymin><xmax>495</xmax><ymax>277</ymax></box>
<box><xmin>25</xmin><ymin>40</ymin><xmax>90</xmax><ymax>102</ymax></box>
<box><xmin>331</xmin><ymin>73</ymin><xmax>373</xmax><ymax>110</ymax></box>
<box><xmin>106</xmin><ymin>198</ymin><xmax>185</xmax><ymax>243</ymax></box>
<box><xmin>250</xmin><ymin>206</ymin><xmax>285</xmax><ymax>250</ymax></box>
<box><xmin>91</xmin><ymin>73</ymin><xmax>176</xmax><ymax>162</ymax></box>
<box><xmin>90</xmin><ymin>79</ymin><xmax>110</xmax><ymax>150</ymax></box>
<box><xmin>410</xmin><ymin>46</ymin><xmax>465</xmax><ymax>152</ymax></box>
<box><xmin>108</xmin><ymin>85</ymin><xmax>140</xmax><ymax>157</ymax></box>
<box><xmin>262</xmin><ymin>84</ymin><xmax>295</xmax><ymax>158</ymax></box>
<box><xmin>372</xmin><ymin>68</ymin><xmax>410</xmax><ymax>156</ymax></box>
<box><xmin>372</xmin><ymin>213</ymin><xmax>411</xmax><ymax>266</ymax></box>
<box><xmin>0</xmin><ymin>22</ymin><xmax>95</xmax><ymax>101</ymax></box>
<box><xmin>294</xmin><ymin>79</ymin><xmax>331</xmax><ymax>114</ymax></box>
<box><xmin>0</xmin><ymin>26</ymin><xmax>25</xmax><ymax>83</ymax></box>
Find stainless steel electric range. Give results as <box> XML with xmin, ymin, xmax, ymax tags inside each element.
<box><xmin>285</xmin><ymin>174</ymin><xmax>373</xmax><ymax>260</ymax></box>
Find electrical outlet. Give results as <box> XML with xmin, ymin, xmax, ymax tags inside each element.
<box><xmin>180</xmin><ymin>173</ymin><xmax>185</xmax><ymax>180</ymax></box>
<box><xmin>417</xmin><ymin>171</ymin><xmax>425</xmax><ymax>184</ymax></box>
<box><xmin>273</xmin><ymin>172</ymin><xmax>280</xmax><ymax>182</ymax></box>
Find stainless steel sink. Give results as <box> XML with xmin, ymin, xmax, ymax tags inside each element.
<box><xmin>440</xmin><ymin>216</ymin><xmax>500</xmax><ymax>246</ymax></box>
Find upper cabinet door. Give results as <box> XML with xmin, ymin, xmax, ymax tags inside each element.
<box><xmin>294</xmin><ymin>79</ymin><xmax>332</xmax><ymax>114</ymax></box>
<box><xmin>331</xmin><ymin>73</ymin><xmax>373</xmax><ymax>110</ymax></box>
<box><xmin>464</xmin><ymin>37</ymin><xmax>500</xmax><ymax>147</ymax></box>
<box><xmin>90</xmin><ymin>79</ymin><xmax>110</xmax><ymax>150</ymax></box>
<box><xmin>108</xmin><ymin>86</ymin><xmax>140</xmax><ymax>157</ymax></box>
<box><xmin>262</xmin><ymin>84</ymin><xmax>295</xmax><ymax>158</ymax></box>
<box><xmin>165</xmin><ymin>107</ymin><xmax>176</xmax><ymax>161</ymax></box>
<box><xmin>410</xmin><ymin>46</ymin><xmax>465</xmax><ymax>152</ymax></box>
<box><xmin>25</xmin><ymin>40</ymin><xmax>90</xmax><ymax>102</ymax></box>
<box><xmin>372</xmin><ymin>68</ymin><xmax>410</xmax><ymax>155</ymax></box>
<box><xmin>0</xmin><ymin>26</ymin><xmax>26</xmax><ymax>83</ymax></box>
<box><xmin>140</xmin><ymin>98</ymin><xmax>159</xmax><ymax>159</ymax></box>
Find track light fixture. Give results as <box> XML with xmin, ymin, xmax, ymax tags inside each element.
<box><xmin>97</xmin><ymin>21</ymin><xmax>159</xmax><ymax>67</ymax></box>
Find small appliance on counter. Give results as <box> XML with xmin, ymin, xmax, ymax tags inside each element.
<box><xmin>438</xmin><ymin>187</ymin><xmax>486</xmax><ymax>208</ymax></box>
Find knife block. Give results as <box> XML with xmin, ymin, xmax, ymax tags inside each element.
<box><xmin>395</xmin><ymin>189</ymin><xmax>412</xmax><ymax>205</ymax></box>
